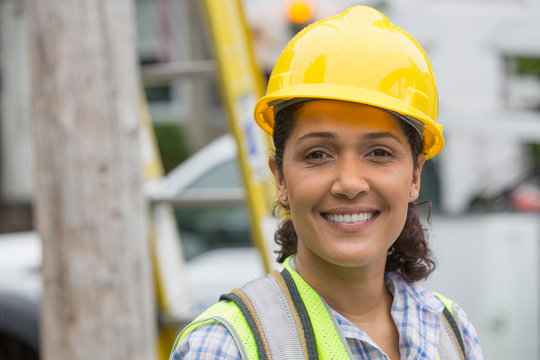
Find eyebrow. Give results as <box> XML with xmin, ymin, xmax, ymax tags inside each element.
<box><xmin>295</xmin><ymin>132</ymin><xmax>337</xmax><ymax>146</ymax></box>
<box><xmin>362</xmin><ymin>131</ymin><xmax>403</xmax><ymax>144</ymax></box>
<box><xmin>294</xmin><ymin>131</ymin><xmax>402</xmax><ymax>146</ymax></box>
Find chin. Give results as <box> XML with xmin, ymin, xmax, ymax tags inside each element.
<box><xmin>320</xmin><ymin>247</ymin><xmax>387</xmax><ymax>269</ymax></box>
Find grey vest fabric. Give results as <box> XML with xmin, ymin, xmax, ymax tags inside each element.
<box><xmin>242</xmin><ymin>274</ymin><xmax>307</xmax><ymax>359</ymax></box>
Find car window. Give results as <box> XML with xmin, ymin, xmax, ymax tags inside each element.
<box><xmin>176</xmin><ymin>205</ymin><xmax>251</xmax><ymax>260</ymax></box>
<box><xmin>177</xmin><ymin>159</ymin><xmax>251</xmax><ymax>259</ymax></box>
<box><xmin>185</xmin><ymin>160</ymin><xmax>243</xmax><ymax>189</ymax></box>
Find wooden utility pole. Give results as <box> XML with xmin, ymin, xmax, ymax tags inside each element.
<box><xmin>28</xmin><ymin>1</ymin><xmax>156</xmax><ymax>359</ymax></box>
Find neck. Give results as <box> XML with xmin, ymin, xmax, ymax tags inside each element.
<box><xmin>293</xmin><ymin>251</ymin><xmax>392</xmax><ymax>323</ymax></box>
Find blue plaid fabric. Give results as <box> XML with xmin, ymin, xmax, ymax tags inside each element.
<box><xmin>171</xmin><ymin>271</ymin><xmax>483</xmax><ymax>359</ymax></box>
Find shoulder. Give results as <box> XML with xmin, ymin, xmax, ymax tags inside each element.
<box><xmin>170</xmin><ymin>320</ymin><xmax>241</xmax><ymax>360</ymax></box>
<box><xmin>386</xmin><ymin>272</ymin><xmax>483</xmax><ymax>359</ymax></box>
<box><xmin>432</xmin><ymin>292</ymin><xmax>483</xmax><ymax>359</ymax></box>
<box><xmin>453</xmin><ymin>302</ymin><xmax>484</xmax><ymax>360</ymax></box>
<box><xmin>171</xmin><ymin>275</ymin><xmax>274</xmax><ymax>360</ymax></box>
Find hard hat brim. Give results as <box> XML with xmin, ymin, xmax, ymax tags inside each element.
<box><xmin>254</xmin><ymin>83</ymin><xmax>444</xmax><ymax>159</ymax></box>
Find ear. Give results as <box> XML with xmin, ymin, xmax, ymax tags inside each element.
<box><xmin>409</xmin><ymin>155</ymin><xmax>426</xmax><ymax>202</ymax></box>
<box><xmin>268</xmin><ymin>156</ymin><xmax>287</xmax><ymax>201</ymax></box>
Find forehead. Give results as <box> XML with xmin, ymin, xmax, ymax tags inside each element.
<box><xmin>293</xmin><ymin>100</ymin><xmax>404</xmax><ymax>135</ymax></box>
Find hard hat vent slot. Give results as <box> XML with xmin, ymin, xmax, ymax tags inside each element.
<box><xmin>405</xmin><ymin>87</ymin><xmax>429</xmax><ymax>117</ymax></box>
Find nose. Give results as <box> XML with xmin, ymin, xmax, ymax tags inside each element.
<box><xmin>330</xmin><ymin>155</ymin><xmax>369</xmax><ymax>199</ymax></box>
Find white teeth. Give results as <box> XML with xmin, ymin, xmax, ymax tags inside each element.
<box><xmin>325</xmin><ymin>212</ymin><xmax>374</xmax><ymax>223</ymax></box>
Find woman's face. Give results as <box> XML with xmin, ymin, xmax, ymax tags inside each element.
<box><xmin>270</xmin><ymin>100</ymin><xmax>425</xmax><ymax>270</ymax></box>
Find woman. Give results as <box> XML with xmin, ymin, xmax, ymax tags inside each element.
<box><xmin>171</xmin><ymin>6</ymin><xmax>483</xmax><ymax>360</ymax></box>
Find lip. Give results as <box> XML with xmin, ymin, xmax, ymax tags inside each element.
<box><xmin>320</xmin><ymin>207</ymin><xmax>380</xmax><ymax>231</ymax></box>
<box><xmin>322</xmin><ymin>206</ymin><xmax>379</xmax><ymax>215</ymax></box>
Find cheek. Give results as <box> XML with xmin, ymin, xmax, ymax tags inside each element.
<box><xmin>382</xmin><ymin>168</ymin><xmax>413</xmax><ymax>238</ymax></box>
<box><xmin>286</xmin><ymin>176</ymin><xmax>322</xmax><ymax>213</ymax></box>
<box><xmin>374</xmin><ymin>166</ymin><xmax>414</xmax><ymax>195</ymax></box>
<box><xmin>282</xmin><ymin>167</ymin><xmax>329</xmax><ymax>227</ymax></box>
<box><xmin>282</xmin><ymin>160</ymin><xmax>317</xmax><ymax>195</ymax></box>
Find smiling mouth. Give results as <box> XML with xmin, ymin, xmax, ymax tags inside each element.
<box><xmin>322</xmin><ymin>212</ymin><xmax>377</xmax><ymax>223</ymax></box>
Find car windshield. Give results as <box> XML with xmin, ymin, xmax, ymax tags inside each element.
<box><xmin>185</xmin><ymin>160</ymin><xmax>242</xmax><ymax>189</ymax></box>
<box><xmin>176</xmin><ymin>159</ymin><xmax>251</xmax><ymax>260</ymax></box>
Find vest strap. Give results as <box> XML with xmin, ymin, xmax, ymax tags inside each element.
<box><xmin>220</xmin><ymin>289</ymin><xmax>271</xmax><ymax>360</ymax></box>
<box><xmin>223</xmin><ymin>271</ymin><xmax>319</xmax><ymax>359</ymax></box>
<box><xmin>435</xmin><ymin>292</ymin><xmax>467</xmax><ymax>360</ymax></box>
<box><xmin>282</xmin><ymin>258</ymin><xmax>354</xmax><ymax>359</ymax></box>
<box><xmin>441</xmin><ymin>307</ymin><xmax>466</xmax><ymax>359</ymax></box>
<box><xmin>268</xmin><ymin>271</ymin><xmax>317</xmax><ymax>359</ymax></box>
<box><xmin>277</xmin><ymin>269</ymin><xmax>319</xmax><ymax>359</ymax></box>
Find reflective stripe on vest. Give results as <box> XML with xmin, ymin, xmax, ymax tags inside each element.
<box><xmin>173</xmin><ymin>257</ymin><xmax>466</xmax><ymax>359</ymax></box>
<box><xmin>173</xmin><ymin>300</ymin><xmax>258</xmax><ymax>360</ymax></box>
<box><xmin>435</xmin><ymin>292</ymin><xmax>466</xmax><ymax>360</ymax></box>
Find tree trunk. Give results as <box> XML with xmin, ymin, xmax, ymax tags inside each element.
<box><xmin>28</xmin><ymin>1</ymin><xmax>156</xmax><ymax>359</ymax></box>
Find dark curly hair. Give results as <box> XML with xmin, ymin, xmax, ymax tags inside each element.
<box><xmin>271</xmin><ymin>100</ymin><xmax>435</xmax><ymax>282</ymax></box>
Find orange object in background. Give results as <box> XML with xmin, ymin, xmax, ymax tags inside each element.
<box><xmin>286</xmin><ymin>0</ymin><xmax>314</xmax><ymax>24</ymax></box>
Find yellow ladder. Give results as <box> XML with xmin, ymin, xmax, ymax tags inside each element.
<box><xmin>199</xmin><ymin>0</ymin><xmax>276</xmax><ymax>272</ymax></box>
<box><xmin>142</xmin><ymin>1</ymin><xmax>276</xmax><ymax>358</ymax></box>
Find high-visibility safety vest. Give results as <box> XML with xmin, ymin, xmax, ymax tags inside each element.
<box><xmin>173</xmin><ymin>257</ymin><xmax>466</xmax><ymax>359</ymax></box>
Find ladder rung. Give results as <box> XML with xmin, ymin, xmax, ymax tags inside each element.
<box><xmin>141</xmin><ymin>60</ymin><xmax>216</xmax><ymax>85</ymax></box>
<box><xmin>149</xmin><ymin>188</ymin><xmax>246</xmax><ymax>208</ymax></box>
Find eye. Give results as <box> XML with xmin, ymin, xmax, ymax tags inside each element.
<box><xmin>304</xmin><ymin>150</ymin><xmax>330</xmax><ymax>160</ymax></box>
<box><xmin>369</xmin><ymin>148</ymin><xmax>394</xmax><ymax>157</ymax></box>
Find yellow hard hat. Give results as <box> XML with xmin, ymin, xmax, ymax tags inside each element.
<box><xmin>254</xmin><ymin>6</ymin><xmax>444</xmax><ymax>159</ymax></box>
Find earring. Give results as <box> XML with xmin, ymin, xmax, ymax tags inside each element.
<box><xmin>409</xmin><ymin>191</ymin><xmax>414</xmax><ymax>198</ymax></box>
<box><xmin>283</xmin><ymin>195</ymin><xmax>288</xmax><ymax>201</ymax></box>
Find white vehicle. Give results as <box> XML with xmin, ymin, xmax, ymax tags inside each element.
<box><xmin>0</xmin><ymin>231</ymin><xmax>40</xmax><ymax>359</ymax></box>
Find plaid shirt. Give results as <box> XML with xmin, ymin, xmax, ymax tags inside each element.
<box><xmin>171</xmin><ymin>271</ymin><xmax>483</xmax><ymax>359</ymax></box>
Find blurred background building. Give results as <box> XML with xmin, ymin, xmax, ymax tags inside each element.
<box><xmin>1</xmin><ymin>0</ymin><xmax>539</xmax><ymax>359</ymax></box>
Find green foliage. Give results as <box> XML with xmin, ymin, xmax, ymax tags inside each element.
<box><xmin>153</xmin><ymin>123</ymin><xmax>190</xmax><ymax>174</ymax></box>
<box><xmin>144</xmin><ymin>85</ymin><xmax>172</xmax><ymax>102</ymax></box>
<box><xmin>515</xmin><ymin>57</ymin><xmax>540</xmax><ymax>77</ymax></box>
<box><xmin>531</xmin><ymin>143</ymin><xmax>540</xmax><ymax>168</ymax></box>
<box><xmin>515</xmin><ymin>57</ymin><xmax>540</xmax><ymax>166</ymax></box>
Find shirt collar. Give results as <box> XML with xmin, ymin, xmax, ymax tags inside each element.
<box><xmin>385</xmin><ymin>271</ymin><xmax>444</xmax><ymax>359</ymax></box>
<box><xmin>385</xmin><ymin>271</ymin><xmax>444</xmax><ymax>313</ymax></box>
<box><xmin>326</xmin><ymin>270</ymin><xmax>446</xmax><ymax>360</ymax></box>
